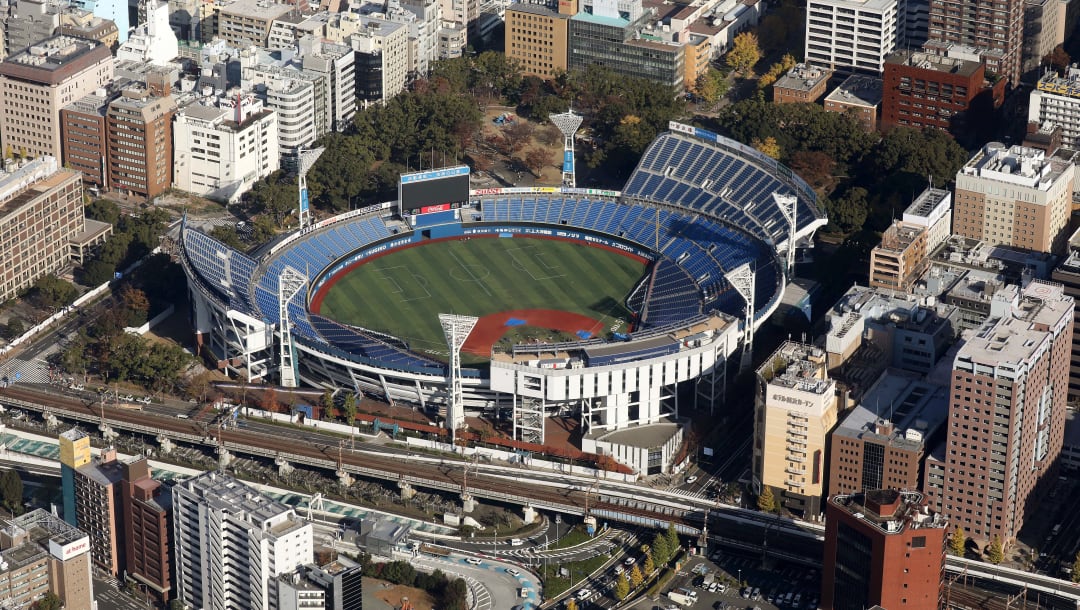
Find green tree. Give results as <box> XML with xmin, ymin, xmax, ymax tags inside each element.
<box><xmin>824</xmin><ymin>187</ymin><xmax>869</xmax><ymax>234</ymax></box>
<box><xmin>726</xmin><ymin>32</ymin><xmax>762</xmax><ymax>76</ymax></box>
<box><xmin>949</xmin><ymin>525</ymin><xmax>966</xmax><ymax>556</ymax></box>
<box><xmin>629</xmin><ymin>564</ymin><xmax>644</xmax><ymax>588</ymax></box>
<box><xmin>757</xmin><ymin>486</ymin><xmax>777</xmax><ymax>512</ymax></box>
<box><xmin>1071</xmin><ymin>551</ymin><xmax>1080</xmax><ymax>583</ymax></box>
<box><xmin>79</xmin><ymin>259</ymin><xmax>117</xmax><ymax>286</ymax></box>
<box><xmin>343</xmin><ymin>392</ymin><xmax>358</xmax><ymax>424</ymax></box>
<box><xmin>643</xmin><ymin>551</ymin><xmax>655</xmax><ymax>574</ymax></box>
<box><xmin>986</xmin><ymin>535</ymin><xmax>1004</xmax><ymax>564</ymax></box>
<box><xmin>442</xmin><ymin>578</ymin><xmax>468</xmax><ymax>610</ymax></box>
<box><xmin>30</xmin><ymin>275</ymin><xmax>77</xmax><ymax>309</ymax></box>
<box><xmin>651</xmin><ymin>529</ymin><xmax>671</xmax><ymax>565</ymax></box>
<box><xmin>664</xmin><ymin>522</ymin><xmax>680</xmax><ymax>559</ymax></box>
<box><xmin>752</xmin><ymin>136</ymin><xmax>781</xmax><ymax>159</ymax></box>
<box><xmin>168</xmin><ymin>600</ymin><xmax>186</xmax><ymax>610</ymax></box>
<box><xmin>85</xmin><ymin>199</ymin><xmax>121</xmax><ymax>225</ymax></box>
<box><xmin>321</xmin><ymin>390</ymin><xmax>335</xmax><ymax>418</ymax></box>
<box><xmin>0</xmin><ymin>318</ymin><xmax>22</xmax><ymax>340</ymax></box>
<box><xmin>695</xmin><ymin>68</ymin><xmax>730</xmax><ymax>105</ymax></box>
<box><xmin>209</xmin><ymin>225</ymin><xmax>244</xmax><ymax>250</ymax></box>
<box><xmin>119</xmin><ymin>285</ymin><xmax>150</xmax><ymax>327</ymax></box>
<box><xmin>758</xmin><ymin>53</ymin><xmax>798</xmax><ymax>90</ymax></box>
<box><xmin>614</xmin><ymin>573</ymin><xmax>630</xmax><ymax>600</ymax></box>
<box><xmin>251</xmin><ymin>215</ymin><xmax>276</xmax><ymax>244</ymax></box>
<box><xmin>32</xmin><ymin>592</ymin><xmax>61</xmax><ymax>610</ymax></box>
<box><xmin>566</xmin><ymin>599</ymin><xmax>580</xmax><ymax>610</ymax></box>
<box><xmin>0</xmin><ymin>469</ymin><xmax>23</xmax><ymax>514</ymax></box>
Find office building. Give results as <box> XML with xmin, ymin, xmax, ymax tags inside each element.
<box><xmin>1022</xmin><ymin>0</ymin><xmax>1067</xmax><ymax>84</ymax></box>
<box><xmin>0</xmin><ymin>159</ymin><xmax>92</xmax><ymax>303</ymax></box>
<box><xmin>60</xmin><ymin>89</ymin><xmax>112</xmax><ymax>188</ymax></box>
<box><xmin>828</xmin><ymin>371</ymin><xmax>948</xmax><ymax>496</ymax></box>
<box><xmin>278</xmin><ymin>571</ymin><xmax>327</xmax><ymax>610</ymax></box>
<box><xmin>438</xmin><ymin>20</ymin><xmax>466</xmax><ymax>59</ymax></box>
<box><xmin>120</xmin><ymin>458</ymin><xmax>172</xmax><ymax>605</ymax></box>
<box><xmin>244</xmin><ymin>63</ymin><xmax>321</xmax><ymax>153</ymax></box>
<box><xmin>58</xmin><ymin>429</ymin><xmax>91</xmax><ymax>527</ymax></box>
<box><xmin>953</xmin><ymin>143</ymin><xmax>1074</xmax><ymax>254</ymax></box>
<box><xmin>172</xmin><ymin>472</ymin><xmax>313</xmax><ymax>610</ymax></box>
<box><xmin>173</xmin><ymin>93</ymin><xmax>279</xmax><ymax>203</ymax></box>
<box><xmin>350</xmin><ymin>16</ymin><xmax>408</xmax><ymax>105</ymax></box>
<box><xmin>881</xmin><ymin>50</ymin><xmax>1004</xmax><ymax>142</ymax></box>
<box><xmin>868</xmin><ymin>188</ymin><xmax>951</xmax><ymax>291</ymax></box>
<box><xmin>73</xmin><ymin>448</ymin><xmax>125</xmax><ymax>577</ymax></box>
<box><xmin>773</xmin><ymin>64</ymin><xmax>831</xmax><ymax>104</ymax></box>
<box><xmin>0</xmin><ymin>36</ymin><xmax>113</xmax><ymax>160</ymax></box>
<box><xmin>297</xmin><ymin>36</ymin><xmax>355</xmax><ymax>132</ymax></box>
<box><xmin>567</xmin><ymin>0</ymin><xmax>686</xmax><ymax>90</ymax></box>
<box><xmin>106</xmin><ymin>87</ymin><xmax>176</xmax><ymax>200</ymax></box>
<box><xmin>824</xmin><ymin>75</ymin><xmax>883</xmax><ymax>130</ymax></box>
<box><xmin>306</xmin><ymin>558</ymin><xmax>363</xmax><ymax>610</ymax></box>
<box><xmin>58</xmin><ymin>7</ymin><xmax>119</xmax><ymax>48</ymax></box>
<box><xmin>1028</xmin><ymin>67</ymin><xmax>1080</xmax><ymax>151</ymax></box>
<box><xmin>821</xmin><ymin>490</ymin><xmax>947</xmax><ymax>610</ymax></box>
<box><xmin>505</xmin><ymin>3</ymin><xmax>570</xmax><ymax>79</ymax></box>
<box><xmin>932</xmin><ymin>281</ymin><xmax>1072</xmax><ymax>543</ymax></box>
<box><xmin>805</xmin><ymin>0</ymin><xmax>901</xmax><ymax>76</ymax></box>
<box><xmin>924</xmin><ymin>0</ymin><xmax>1024</xmax><ymax>85</ymax></box>
<box><xmin>74</xmin><ymin>0</ymin><xmax>130</xmax><ymax>43</ymax></box>
<box><xmin>0</xmin><ymin>0</ymin><xmax>62</xmax><ymax>59</ymax></box>
<box><xmin>1052</xmin><ymin>229</ymin><xmax>1080</xmax><ymax>402</ymax></box>
<box><xmin>2</xmin><ymin>509</ymin><xmax>93</xmax><ymax>610</ymax></box>
<box><xmin>217</xmin><ymin>0</ymin><xmax>296</xmax><ymax>47</ymax></box>
<box><xmin>753</xmin><ymin>342</ymin><xmax>840</xmax><ymax>517</ymax></box>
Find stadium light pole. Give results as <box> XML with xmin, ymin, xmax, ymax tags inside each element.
<box><xmin>549</xmin><ymin>110</ymin><xmax>583</xmax><ymax>188</ymax></box>
<box><xmin>439</xmin><ymin>314</ymin><xmax>478</xmax><ymax>446</ymax></box>
<box><xmin>724</xmin><ymin>262</ymin><xmax>755</xmax><ymax>374</ymax></box>
<box><xmin>773</xmin><ymin>192</ymin><xmax>798</xmax><ymax>280</ymax></box>
<box><xmin>278</xmin><ymin>266</ymin><xmax>308</xmax><ymax>388</ymax></box>
<box><xmin>296</xmin><ymin>147</ymin><xmax>326</xmax><ymax>230</ymax></box>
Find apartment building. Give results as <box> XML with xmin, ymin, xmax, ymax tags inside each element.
<box><xmin>298</xmin><ymin>36</ymin><xmax>356</xmax><ymax>132</ymax></box>
<box><xmin>60</xmin><ymin>89</ymin><xmax>112</xmax><ymax>188</ymax></box>
<box><xmin>930</xmin><ymin>281</ymin><xmax>1072</xmax><ymax>543</ymax></box>
<box><xmin>58</xmin><ymin>428</ymin><xmax>91</xmax><ymax>527</ymax></box>
<box><xmin>120</xmin><ymin>458</ymin><xmax>172</xmax><ymax>605</ymax></box>
<box><xmin>754</xmin><ymin>342</ymin><xmax>840</xmax><ymax>517</ymax></box>
<box><xmin>881</xmin><ymin>50</ymin><xmax>1004</xmax><ymax>141</ymax></box>
<box><xmin>172</xmin><ymin>472</ymin><xmax>313</xmax><ymax>610</ymax></box>
<box><xmin>217</xmin><ymin>0</ymin><xmax>295</xmax><ymax>47</ymax></box>
<box><xmin>953</xmin><ymin>143</ymin><xmax>1074</xmax><ymax>254</ymax></box>
<box><xmin>828</xmin><ymin>371</ymin><xmax>948</xmax><ymax>496</ymax></box>
<box><xmin>805</xmin><ymin>0</ymin><xmax>901</xmax><ymax>76</ymax></box>
<box><xmin>821</xmin><ymin>490</ymin><xmax>947</xmax><ymax>610</ymax></box>
<box><xmin>773</xmin><ymin>64</ymin><xmax>831</xmax><ymax>104</ymax></box>
<box><xmin>0</xmin><ymin>36</ymin><xmax>113</xmax><ymax>160</ymax></box>
<box><xmin>1028</xmin><ymin>67</ymin><xmax>1080</xmax><ymax>151</ymax></box>
<box><xmin>1022</xmin><ymin>0</ymin><xmax>1067</xmax><ymax>84</ymax></box>
<box><xmin>174</xmin><ymin>94</ymin><xmax>279</xmax><ymax>203</ymax></box>
<box><xmin>868</xmin><ymin>188</ymin><xmax>951</xmax><ymax>291</ymax></box>
<box><xmin>1</xmin><ymin>510</ymin><xmax>93</xmax><ymax>610</ymax></box>
<box><xmin>924</xmin><ymin>0</ymin><xmax>1024</xmax><ymax>85</ymax></box>
<box><xmin>73</xmin><ymin>448</ymin><xmax>125</xmax><ymax>577</ymax></box>
<box><xmin>505</xmin><ymin>3</ymin><xmax>570</xmax><ymax>79</ymax></box>
<box><xmin>0</xmin><ymin>159</ymin><xmax>86</xmax><ymax>302</ymax></box>
<box><xmin>1049</xmin><ymin>227</ymin><xmax>1080</xmax><ymax>402</ymax></box>
<box><xmin>244</xmin><ymin>63</ymin><xmax>322</xmax><ymax>153</ymax></box>
<box><xmin>106</xmin><ymin>87</ymin><xmax>176</xmax><ymax>200</ymax></box>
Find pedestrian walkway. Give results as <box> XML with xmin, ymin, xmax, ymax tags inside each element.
<box><xmin>0</xmin><ymin>359</ymin><xmax>49</xmax><ymax>385</ymax></box>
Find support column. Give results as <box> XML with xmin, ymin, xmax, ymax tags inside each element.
<box><xmin>156</xmin><ymin>435</ymin><xmax>174</xmax><ymax>455</ymax></box>
<box><xmin>460</xmin><ymin>492</ymin><xmax>476</xmax><ymax>514</ymax></box>
<box><xmin>523</xmin><ymin>505</ymin><xmax>537</xmax><ymax>524</ymax></box>
<box><xmin>399</xmin><ymin>479</ymin><xmax>415</xmax><ymax>500</ymax></box>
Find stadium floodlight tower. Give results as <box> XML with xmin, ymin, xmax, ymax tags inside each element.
<box><xmin>549</xmin><ymin>109</ymin><xmax>583</xmax><ymax>188</ymax></box>
<box><xmin>439</xmin><ymin>313</ymin><xmax>478</xmax><ymax>445</ymax></box>
<box><xmin>773</xmin><ymin>192</ymin><xmax>798</xmax><ymax>278</ymax></box>
<box><xmin>296</xmin><ymin>147</ymin><xmax>325</xmax><ymax>230</ymax></box>
<box><xmin>278</xmin><ymin>266</ymin><xmax>308</xmax><ymax>388</ymax></box>
<box><xmin>724</xmin><ymin>262</ymin><xmax>755</xmax><ymax>373</ymax></box>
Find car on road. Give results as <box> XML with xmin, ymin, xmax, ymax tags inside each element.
<box><xmin>465</xmin><ymin>557</ymin><xmax>482</xmax><ymax>565</ymax></box>
<box><xmin>624</xmin><ymin>556</ymin><xmax>636</xmax><ymax>566</ymax></box>
<box><xmin>506</xmin><ymin>567</ymin><xmax>520</xmax><ymax>576</ymax></box>
<box><xmin>613</xmin><ymin>564</ymin><xmax>624</xmax><ymax>575</ymax></box>
<box><xmin>575</xmin><ymin>588</ymin><xmax>592</xmax><ymax>601</ymax></box>
<box><xmin>685</xmin><ymin>475</ymin><xmax>698</xmax><ymax>484</ymax></box>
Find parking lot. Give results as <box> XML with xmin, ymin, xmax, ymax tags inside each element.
<box><xmin>629</xmin><ymin>550</ymin><xmax>820</xmax><ymax>610</ymax></box>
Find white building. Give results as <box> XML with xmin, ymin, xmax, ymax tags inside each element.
<box><xmin>805</xmin><ymin>0</ymin><xmax>901</xmax><ymax>75</ymax></box>
<box><xmin>172</xmin><ymin>472</ymin><xmax>313</xmax><ymax>610</ymax></box>
<box><xmin>437</xmin><ymin>20</ymin><xmax>466</xmax><ymax>59</ymax></box>
<box><xmin>1028</xmin><ymin>67</ymin><xmax>1080</xmax><ymax>150</ymax></box>
<box><xmin>356</xmin><ymin>0</ymin><xmax>442</xmax><ymax>78</ymax></box>
<box><xmin>350</xmin><ymin>15</ymin><xmax>409</xmax><ymax>105</ymax></box>
<box><xmin>116</xmin><ymin>0</ymin><xmax>178</xmax><ymax>66</ymax></box>
<box><xmin>174</xmin><ymin>94</ymin><xmax>279</xmax><ymax>203</ymax></box>
<box><xmin>298</xmin><ymin>36</ymin><xmax>356</xmax><ymax>131</ymax></box>
<box><xmin>243</xmin><ymin>60</ymin><xmax>324</xmax><ymax>153</ymax></box>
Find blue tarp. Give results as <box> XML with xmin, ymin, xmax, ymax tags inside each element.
<box><xmin>576</xmin><ymin>330</ymin><xmax>593</xmax><ymax>339</ymax></box>
<box><xmin>505</xmin><ymin>318</ymin><xmax>527</xmax><ymax>326</ymax></box>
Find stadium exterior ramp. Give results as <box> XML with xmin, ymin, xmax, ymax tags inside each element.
<box><xmin>177</xmin><ymin>124</ymin><xmax>825</xmax><ymax>475</ymax></box>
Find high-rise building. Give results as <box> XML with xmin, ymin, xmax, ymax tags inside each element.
<box><xmin>172</xmin><ymin>472</ymin><xmax>313</xmax><ymax>610</ymax></box>
<box><xmin>881</xmin><ymin>49</ymin><xmax>1005</xmax><ymax>142</ymax></box>
<box><xmin>120</xmin><ymin>458</ymin><xmax>173</xmax><ymax>604</ymax></box>
<box><xmin>73</xmin><ymin>448</ymin><xmax>125</xmax><ymax>577</ymax></box>
<box><xmin>568</xmin><ymin>5</ymin><xmax>685</xmax><ymax>90</ymax></box>
<box><xmin>58</xmin><ymin>429</ymin><xmax>91</xmax><ymax>527</ymax></box>
<box><xmin>173</xmin><ymin>93</ymin><xmax>279</xmax><ymax>203</ymax></box>
<box><xmin>1021</xmin><ymin>0</ymin><xmax>1067</xmax><ymax>84</ymax></box>
<box><xmin>821</xmin><ymin>490</ymin><xmax>948</xmax><ymax>610</ymax></box>
<box><xmin>298</xmin><ymin>36</ymin><xmax>356</xmax><ymax>132</ymax></box>
<box><xmin>868</xmin><ymin>187</ymin><xmax>951</xmax><ymax>292</ymax></box>
<box><xmin>805</xmin><ymin>0</ymin><xmax>901</xmax><ymax>76</ymax></box>
<box><xmin>61</xmin><ymin>88</ymin><xmax>112</xmax><ymax>188</ymax></box>
<box><xmin>0</xmin><ymin>0</ymin><xmax>62</xmax><ymax>59</ymax></box>
<box><xmin>504</xmin><ymin>3</ymin><xmax>570</xmax><ymax>79</ymax></box>
<box><xmin>932</xmin><ymin>280</ymin><xmax>1072</xmax><ymax>543</ymax></box>
<box><xmin>753</xmin><ymin>342</ymin><xmax>840</xmax><ymax>517</ymax></box>
<box><xmin>2</xmin><ymin>509</ymin><xmax>94</xmax><ymax>610</ymax></box>
<box><xmin>952</xmin><ymin>143</ymin><xmax>1074</xmax><ymax>254</ymax></box>
<box><xmin>924</xmin><ymin>0</ymin><xmax>1025</xmax><ymax>85</ymax></box>
<box><xmin>0</xmin><ymin>35</ymin><xmax>113</xmax><ymax>160</ymax></box>
<box><xmin>1051</xmin><ymin>228</ymin><xmax>1080</xmax><ymax>403</ymax></box>
<box><xmin>1028</xmin><ymin>67</ymin><xmax>1080</xmax><ymax>151</ymax></box>
<box><xmin>106</xmin><ymin>86</ymin><xmax>176</xmax><ymax>200</ymax></box>
<box><xmin>827</xmin><ymin>371</ymin><xmax>949</xmax><ymax>497</ymax></box>
<box><xmin>349</xmin><ymin>16</ymin><xmax>409</xmax><ymax>106</ymax></box>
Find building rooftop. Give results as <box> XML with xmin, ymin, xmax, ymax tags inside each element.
<box><xmin>59</xmin><ymin>428</ymin><xmax>88</xmax><ymax>443</ymax></box>
<box><xmin>507</xmin><ymin>2</ymin><xmax>566</xmax><ymax>17</ymax></box>
<box><xmin>825</xmin><ymin>74</ymin><xmax>883</xmax><ymax>107</ymax></box>
<box><xmin>834</xmin><ymin>370</ymin><xmax>948</xmax><ymax>452</ymax></box>
<box><xmin>176</xmin><ymin>472</ymin><xmax>307</xmax><ymax>538</ymax></box>
<box><xmin>588</xmin><ymin>418</ymin><xmax>681</xmax><ymax>448</ymax></box>
<box><xmin>76</xmin><ymin>456</ymin><xmax>125</xmax><ymax>487</ymax></box>
<box><xmin>877</xmin><ymin>223</ymin><xmax>923</xmax><ymax>253</ymax></box>
<box><xmin>905</xmin><ymin>187</ymin><xmax>950</xmax><ymax>219</ymax></box>
<box><xmin>886</xmin><ymin>49</ymin><xmax>982</xmax><ymax>77</ymax></box>
<box><xmin>1036</xmin><ymin>65</ymin><xmax>1080</xmax><ymax>98</ymax></box>
<box><xmin>11</xmin><ymin>509</ymin><xmax>89</xmax><ymax>553</ymax></box>
<box><xmin>960</xmin><ymin>142</ymin><xmax>1069</xmax><ymax>190</ymax></box>
<box><xmin>218</xmin><ymin>0</ymin><xmax>295</xmax><ymax>20</ymax></box>
<box><xmin>1</xmin><ymin>35</ymin><xmax>106</xmax><ymax>72</ymax></box>
<box><xmin>757</xmin><ymin>341</ymin><xmax>832</xmax><ymax>394</ymax></box>
<box><xmin>956</xmin><ymin>280</ymin><xmax>1073</xmax><ymax>366</ymax></box>
<box><xmin>571</xmin><ymin>11</ymin><xmax>630</xmax><ymax>27</ymax></box>
<box><xmin>774</xmin><ymin>63</ymin><xmax>830</xmax><ymax>92</ymax></box>
<box><xmin>830</xmin><ymin>490</ymin><xmax>947</xmax><ymax>535</ymax></box>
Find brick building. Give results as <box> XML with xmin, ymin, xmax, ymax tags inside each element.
<box><xmin>121</xmin><ymin>458</ymin><xmax>173</xmax><ymax>605</ymax></box>
<box><xmin>773</xmin><ymin>64</ymin><xmax>831</xmax><ymax>104</ymax></box>
<box><xmin>106</xmin><ymin>86</ymin><xmax>176</xmax><ymax>199</ymax></box>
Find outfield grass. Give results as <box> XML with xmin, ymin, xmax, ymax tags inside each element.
<box><xmin>317</xmin><ymin>237</ymin><xmax>646</xmax><ymax>357</ymax></box>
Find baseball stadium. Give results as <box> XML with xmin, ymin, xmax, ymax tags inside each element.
<box><xmin>179</xmin><ymin>121</ymin><xmax>826</xmax><ymax>474</ymax></box>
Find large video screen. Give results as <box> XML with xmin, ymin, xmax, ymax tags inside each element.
<box><xmin>399</xmin><ymin>167</ymin><xmax>471</xmax><ymax>214</ymax></box>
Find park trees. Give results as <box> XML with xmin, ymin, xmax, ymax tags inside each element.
<box><xmin>726</xmin><ymin>32</ymin><xmax>762</xmax><ymax>76</ymax></box>
<box><xmin>757</xmin><ymin>486</ymin><xmax>777</xmax><ymax>512</ymax></box>
<box><xmin>949</xmin><ymin>525</ymin><xmax>966</xmax><ymax>556</ymax></box>
<box><xmin>986</xmin><ymin>535</ymin><xmax>1004</xmax><ymax>564</ymax></box>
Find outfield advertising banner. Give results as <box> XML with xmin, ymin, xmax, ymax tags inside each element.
<box><xmin>300</xmin><ymin>189</ymin><xmax>309</xmax><ymax>212</ymax></box>
<box><xmin>563</xmin><ymin>150</ymin><xmax>574</xmax><ymax>174</ymax></box>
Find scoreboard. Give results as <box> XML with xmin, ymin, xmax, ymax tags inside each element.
<box><xmin>398</xmin><ymin>166</ymin><xmax>471</xmax><ymax>217</ymax></box>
